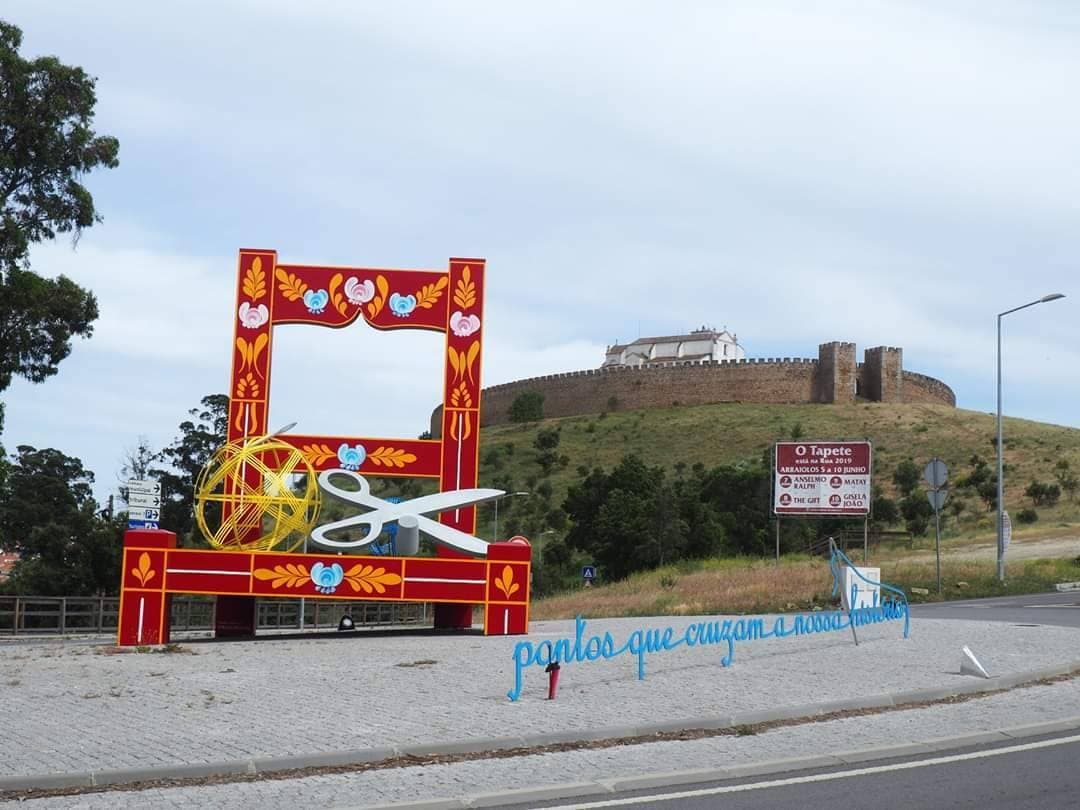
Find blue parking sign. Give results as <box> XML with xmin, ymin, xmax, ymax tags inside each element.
<box><xmin>582</xmin><ymin>565</ymin><xmax>597</xmax><ymax>581</ymax></box>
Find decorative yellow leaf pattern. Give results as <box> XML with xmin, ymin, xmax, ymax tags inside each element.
<box><xmin>447</xmin><ymin>347</ymin><xmax>463</xmax><ymax>382</ymax></box>
<box><xmin>235</xmin><ymin>334</ymin><xmax>269</xmax><ymax>376</ymax></box>
<box><xmin>367</xmin><ymin>446</ymin><xmax>418</xmax><ymax>469</ymax></box>
<box><xmin>131</xmin><ymin>552</ymin><xmax>156</xmax><ymax>587</ymax></box>
<box><xmin>233</xmin><ymin>401</ymin><xmax>261</xmax><ymax>434</ymax></box>
<box><xmin>449</xmin><ymin>382</ymin><xmax>472</xmax><ymax>408</ymax></box>
<box><xmin>301</xmin><ymin>443</ymin><xmax>336</xmax><ymax>466</ymax></box>
<box><xmin>343</xmin><ymin>564</ymin><xmax>402</xmax><ymax>594</ymax></box>
<box><xmin>465</xmin><ymin>341</ymin><xmax>480</xmax><ymax>384</ymax></box>
<box><xmin>328</xmin><ymin>273</ymin><xmax>347</xmax><ymax>316</ymax></box>
<box><xmin>253</xmin><ymin>564</ymin><xmax>310</xmax><ymax>589</ymax></box>
<box><xmin>366</xmin><ymin>275</ymin><xmax>390</xmax><ymax>319</ymax></box>
<box><xmin>494</xmin><ymin>565</ymin><xmax>519</xmax><ymax>599</ymax></box>
<box><xmin>414</xmin><ymin>276</ymin><xmax>448</xmax><ymax>309</ymax></box>
<box><xmin>454</xmin><ymin>265</ymin><xmax>476</xmax><ymax>309</ymax></box>
<box><xmin>275</xmin><ymin>268</ymin><xmax>308</xmax><ymax>301</ymax></box>
<box><xmin>242</xmin><ymin>257</ymin><xmax>267</xmax><ymax>300</ymax></box>
<box><xmin>235</xmin><ymin>372</ymin><xmax>260</xmax><ymax>399</ymax></box>
<box><xmin>448</xmin><ymin>412</ymin><xmax>472</xmax><ymax>441</ymax></box>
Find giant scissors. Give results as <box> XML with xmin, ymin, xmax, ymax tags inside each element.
<box><xmin>310</xmin><ymin>470</ymin><xmax>505</xmax><ymax>557</ymax></box>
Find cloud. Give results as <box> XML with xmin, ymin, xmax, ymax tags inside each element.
<box><xmin>3</xmin><ymin>0</ymin><xmax>1078</xmax><ymax>504</ymax></box>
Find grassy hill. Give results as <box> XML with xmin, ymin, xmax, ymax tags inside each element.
<box><xmin>469</xmin><ymin>401</ymin><xmax>1080</xmax><ymax>543</ymax></box>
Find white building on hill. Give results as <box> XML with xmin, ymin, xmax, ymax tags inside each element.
<box><xmin>602</xmin><ymin>326</ymin><xmax>745</xmax><ymax>368</ymax></box>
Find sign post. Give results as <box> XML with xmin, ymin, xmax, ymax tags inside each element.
<box><xmin>773</xmin><ymin>442</ymin><xmax>872</xmax><ymax>560</ymax></box>
<box><xmin>126</xmin><ymin>480</ymin><xmax>162</xmax><ymax>530</ymax></box>
<box><xmin>923</xmin><ymin>459</ymin><xmax>949</xmax><ymax>595</ymax></box>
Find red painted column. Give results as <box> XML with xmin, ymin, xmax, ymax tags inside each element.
<box><xmin>436</xmin><ymin>259</ymin><xmax>486</xmax><ymax>630</ymax></box>
<box><xmin>117</xmin><ymin>529</ymin><xmax>176</xmax><ymax>646</ymax></box>
<box><xmin>484</xmin><ymin>539</ymin><xmax>532</xmax><ymax>635</ymax></box>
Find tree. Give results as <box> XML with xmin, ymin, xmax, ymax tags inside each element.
<box><xmin>117</xmin><ymin>436</ymin><xmax>158</xmax><ymax>503</ymax></box>
<box><xmin>1054</xmin><ymin>459</ymin><xmax>1079</xmax><ymax>503</ymax></box>
<box><xmin>891</xmin><ymin>459</ymin><xmax>921</xmax><ymax>497</ymax></box>
<box><xmin>899</xmin><ymin>493</ymin><xmax>933</xmax><ymax>537</ymax></box>
<box><xmin>508</xmin><ymin>391</ymin><xmax>544</xmax><ymax>423</ymax></box>
<box><xmin>1024</xmin><ymin>480</ymin><xmax>1060</xmax><ymax>508</ymax></box>
<box><xmin>533</xmin><ymin>427</ymin><xmax>561</xmax><ymax>475</ymax></box>
<box><xmin>155</xmin><ymin>394</ymin><xmax>228</xmax><ymax>544</ymax></box>
<box><xmin>0</xmin><ymin>21</ymin><xmax>119</xmax><ymax>393</ymax></box>
<box><xmin>0</xmin><ymin>445</ymin><xmax>121</xmax><ymax>594</ymax></box>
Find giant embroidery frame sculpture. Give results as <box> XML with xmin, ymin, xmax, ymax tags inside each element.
<box><xmin>117</xmin><ymin>250</ymin><xmax>531</xmax><ymax>645</ymax></box>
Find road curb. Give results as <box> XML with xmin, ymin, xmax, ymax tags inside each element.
<box><xmin>2</xmin><ymin>663</ymin><xmax>1080</xmax><ymax>795</ymax></box>
<box><xmin>360</xmin><ymin>715</ymin><xmax>1080</xmax><ymax>809</ymax></box>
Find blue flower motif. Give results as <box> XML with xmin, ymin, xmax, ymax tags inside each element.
<box><xmin>388</xmin><ymin>292</ymin><xmax>416</xmax><ymax>318</ymax></box>
<box><xmin>337</xmin><ymin>442</ymin><xmax>366</xmax><ymax>470</ymax></box>
<box><xmin>303</xmin><ymin>288</ymin><xmax>329</xmax><ymax>314</ymax></box>
<box><xmin>310</xmin><ymin>562</ymin><xmax>344</xmax><ymax>594</ymax></box>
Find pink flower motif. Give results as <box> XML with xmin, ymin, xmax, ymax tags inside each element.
<box><xmin>238</xmin><ymin>302</ymin><xmax>269</xmax><ymax>329</ymax></box>
<box><xmin>450</xmin><ymin>311</ymin><xmax>481</xmax><ymax>337</ymax></box>
<box><xmin>345</xmin><ymin>277</ymin><xmax>375</xmax><ymax>305</ymax></box>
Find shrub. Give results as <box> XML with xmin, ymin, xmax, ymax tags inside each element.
<box><xmin>509</xmin><ymin>391</ymin><xmax>544</xmax><ymax>423</ymax></box>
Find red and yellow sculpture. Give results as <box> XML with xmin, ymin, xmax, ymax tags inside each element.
<box><xmin>117</xmin><ymin>251</ymin><xmax>531</xmax><ymax>646</ymax></box>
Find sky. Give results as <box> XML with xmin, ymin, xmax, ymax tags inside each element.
<box><xmin>3</xmin><ymin>1</ymin><xmax>1078</xmax><ymax>504</ymax></box>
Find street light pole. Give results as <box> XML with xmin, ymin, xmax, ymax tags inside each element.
<box><xmin>996</xmin><ymin>293</ymin><xmax>1065</xmax><ymax>583</ymax></box>
<box><xmin>492</xmin><ymin>491</ymin><xmax>530</xmax><ymax>541</ymax></box>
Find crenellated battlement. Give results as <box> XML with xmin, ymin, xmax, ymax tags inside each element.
<box><xmin>432</xmin><ymin>341</ymin><xmax>954</xmax><ymax>435</ymax></box>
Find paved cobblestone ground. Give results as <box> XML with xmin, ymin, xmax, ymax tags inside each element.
<box><xmin>1</xmin><ymin>615</ymin><xmax>1078</xmax><ymax>806</ymax></box>
<box><xmin>8</xmin><ymin>677</ymin><xmax>1080</xmax><ymax>809</ymax></box>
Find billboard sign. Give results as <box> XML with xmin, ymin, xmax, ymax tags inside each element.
<box><xmin>774</xmin><ymin>441</ymin><xmax>872</xmax><ymax>515</ymax></box>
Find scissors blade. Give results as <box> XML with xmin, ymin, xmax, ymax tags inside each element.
<box><xmin>310</xmin><ymin>514</ymin><xmax>384</xmax><ymax>549</ymax></box>
<box><xmin>394</xmin><ymin>488</ymin><xmax>505</xmax><ymax>517</ymax></box>
<box><xmin>414</xmin><ymin>514</ymin><xmax>490</xmax><ymax>557</ymax></box>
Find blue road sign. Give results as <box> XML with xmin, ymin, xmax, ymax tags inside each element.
<box><xmin>582</xmin><ymin>565</ymin><xmax>597</xmax><ymax>581</ymax></box>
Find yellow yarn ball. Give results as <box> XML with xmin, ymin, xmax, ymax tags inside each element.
<box><xmin>195</xmin><ymin>437</ymin><xmax>320</xmax><ymax>552</ymax></box>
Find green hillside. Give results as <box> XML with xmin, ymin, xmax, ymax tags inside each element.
<box><xmin>467</xmin><ymin>401</ymin><xmax>1080</xmax><ymax>543</ymax></box>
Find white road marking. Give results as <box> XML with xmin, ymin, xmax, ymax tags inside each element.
<box><xmin>547</xmin><ymin>733</ymin><xmax>1080</xmax><ymax>808</ymax></box>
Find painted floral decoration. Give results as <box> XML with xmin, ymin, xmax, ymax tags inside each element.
<box><xmin>310</xmin><ymin>562</ymin><xmax>345</xmax><ymax>594</ymax></box>
<box><xmin>303</xmin><ymin>288</ymin><xmax>330</xmax><ymax>314</ymax></box>
<box><xmin>450</xmin><ymin>311</ymin><xmax>481</xmax><ymax>337</ymax></box>
<box><xmin>337</xmin><ymin>443</ymin><xmax>366</xmax><ymax>470</ymax></box>
<box><xmin>345</xmin><ymin>277</ymin><xmax>375</xmax><ymax>305</ymax></box>
<box><xmin>388</xmin><ymin>292</ymin><xmax>416</xmax><ymax>318</ymax></box>
<box><xmin>238</xmin><ymin>302</ymin><xmax>269</xmax><ymax>329</ymax></box>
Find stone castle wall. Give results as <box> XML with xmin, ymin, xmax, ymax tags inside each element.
<box><xmin>430</xmin><ymin>342</ymin><xmax>956</xmax><ymax>436</ymax></box>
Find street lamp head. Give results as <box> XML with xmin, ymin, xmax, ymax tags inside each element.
<box><xmin>1040</xmin><ymin>293</ymin><xmax>1065</xmax><ymax>303</ymax></box>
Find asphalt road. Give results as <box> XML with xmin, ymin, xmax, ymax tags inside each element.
<box><xmin>520</xmin><ymin>731</ymin><xmax>1080</xmax><ymax>810</ymax></box>
<box><xmin>910</xmin><ymin>590</ymin><xmax>1080</xmax><ymax>628</ymax></box>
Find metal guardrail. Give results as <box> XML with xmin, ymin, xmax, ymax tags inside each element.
<box><xmin>0</xmin><ymin>595</ymin><xmax>429</xmax><ymax>637</ymax></box>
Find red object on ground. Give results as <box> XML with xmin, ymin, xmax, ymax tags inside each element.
<box><xmin>546</xmin><ymin>661</ymin><xmax>561</xmax><ymax>700</ymax></box>
<box><xmin>117</xmin><ymin>536</ymin><xmax>533</xmax><ymax>645</ymax></box>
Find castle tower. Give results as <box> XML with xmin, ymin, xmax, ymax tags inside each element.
<box><xmin>861</xmin><ymin>346</ymin><xmax>903</xmax><ymax>403</ymax></box>
<box><xmin>815</xmin><ymin>342</ymin><xmax>857</xmax><ymax>404</ymax></box>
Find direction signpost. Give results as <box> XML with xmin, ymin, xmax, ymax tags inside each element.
<box><xmin>126</xmin><ymin>480</ymin><xmax>162</xmax><ymax>530</ymax></box>
<box><xmin>923</xmin><ymin>458</ymin><xmax>949</xmax><ymax>595</ymax></box>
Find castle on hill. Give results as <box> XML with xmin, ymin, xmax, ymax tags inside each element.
<box><xmin>429</xmin><ymin>339</ymin><xmax>956</xmax><ymax>437</ymax></box>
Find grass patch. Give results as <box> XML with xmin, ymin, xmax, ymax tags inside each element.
<box><xmin>532</xmin><ymin>555</ymin><xmax>1080</xmax><ymax>620</ymax></box>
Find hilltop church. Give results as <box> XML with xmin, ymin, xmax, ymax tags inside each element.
<box><xmin>603</xmin><ymin>326</ymin><xmax>745</xmax><ymax>368</ymax></box>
